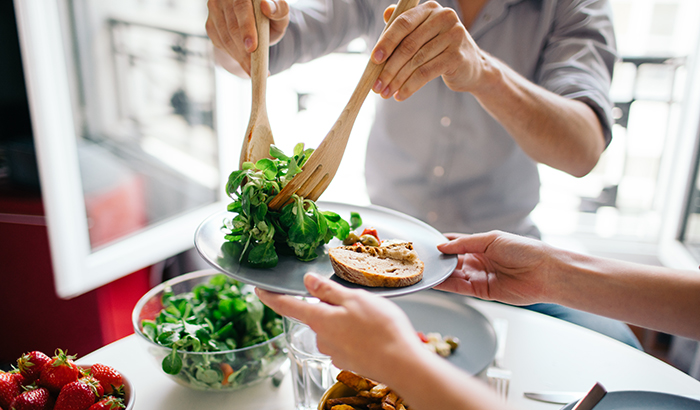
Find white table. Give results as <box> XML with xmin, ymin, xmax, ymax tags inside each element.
<box><xmin>79</xmin><ymin>298</ymin><xmax>700</xmax><ymax>409</ymax></box>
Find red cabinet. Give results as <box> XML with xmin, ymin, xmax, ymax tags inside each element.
<box><xmin>0</xmin><ymin>188</ymin><xmax>150</xmax><ymax>364</ymax></box>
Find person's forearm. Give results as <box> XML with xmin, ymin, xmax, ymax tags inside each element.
<box><xmin>471</xmin><ymin>54</ymin><xmax>605</xmax><ymax>178</ymax></box>
<box><xmin>551</xmin><ymin>250</ymin><xmax>700</xmax><ymax>340</ymax></box>
<box><xmin>376</xmin><ymin>346</ymin><xmax>511</xmax><ymax>410</ymax></box>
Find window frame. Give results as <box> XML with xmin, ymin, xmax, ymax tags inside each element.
<box><xmin>659</xmin><ymin>36</ymin><xmax>700</xmax><ymax>270</ymax></box>
<box><xmin>14</xmin><ymin>0</ymin><xmax>236</xmax><ymax>298</ymax></box>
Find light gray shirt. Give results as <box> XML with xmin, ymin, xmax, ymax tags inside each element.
<box><xmin>270</xmin><ymin>0</ymin><xmax>617</xmax><ymax>237</ymax></box>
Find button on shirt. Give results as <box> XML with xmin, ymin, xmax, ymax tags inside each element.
<box><xmin>269</xmin><ymin>0</ymin><xmax>617</xmax><ymax>237</ymax></box>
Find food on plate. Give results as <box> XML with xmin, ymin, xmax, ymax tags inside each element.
<box><xmin>343</xmin><ymin>227</ymin><xmax>382</xmax><ymax>247</ymax></box>
<box><xmin>1</xmin><ymin>349</ymin><xmax>128</xmax><ymax>410</ymax></box>
<box><xmin>329</xmin><ymin>239</ymin><xmax>424</xmax><ymax>287</ymax></box>
<box><xmin>139</xmin><ymin>273</ymin><xmax>285</xmax><ymax>389</ymax></box>
<box><xmin>222</xmin><ymin>143</ymin><xmax>362</xmax><ymax>268</ymax></box>
<box><xmin>417</xmin><ymin>331</ymin><xmax>459</xmax><ymax>357</ymax></box>
<box><xmin>322</xmin><ymin>370</ymin><xmax>409</xmax><ymax>410</ymax></box>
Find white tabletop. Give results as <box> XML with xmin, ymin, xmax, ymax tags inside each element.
<box><xmin>79</xmin><ymin>298</ymin><xmax>700</xmax><ymax>410</ymax></box>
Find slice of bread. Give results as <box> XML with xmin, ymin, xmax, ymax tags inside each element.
<box><xmin>328</xmin><ymin>241</ymin><xmax>424</xmax><ymax>288</ymax></box>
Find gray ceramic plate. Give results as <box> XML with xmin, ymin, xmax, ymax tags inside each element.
<box><xmin>560</xmin><ymin>391</ymin><xmax>700</xmax><ymax>410</ymax></box>
<box><xmin>194</xmin><ymin>201</ymin><xmax>458</xmax><ymax>297</ymax></box>
<box><xmin>394</xmin><ymin>290</ymin><xmax>497</xmax><ymax>375</ymax></box>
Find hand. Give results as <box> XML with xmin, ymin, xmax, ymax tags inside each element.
<box><xmin>206</xmin><ymin>0</ymin><xmax>290</xmax><ymax>75</ymax></box>
<box><xmin>370</xmin><ymin>1</ymin><xmax>489</xmax><ymax>101</ymax></box>
<box><xmin>434</xmin><ymin>231</ymin><xmax>558</xmax><ymax>305</ymax></box>
<box><xmin>255</xmin><ymin>273</ymin><xmax>425</xmax><ymax>382</ymax></box>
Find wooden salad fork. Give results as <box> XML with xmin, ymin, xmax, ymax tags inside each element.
<box><xmin>267</xmin><ymin>0</ymin><xmax>420</xmax><ymax>210</ymax></box>
<box><xmin>239</xmin><ymin>0</ymin><xmax>275</xmax><ymax>168</ymax></box>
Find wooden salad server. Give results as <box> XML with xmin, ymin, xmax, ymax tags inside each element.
<box><xmin>240</xmin><ymin>0</ymin><xmax>275</xmax><ymax>168</ymax></box>
<box><xmin>268</xmin><ymin>0</ymin><xmax>420</xmax><ymax>210</ymax></box>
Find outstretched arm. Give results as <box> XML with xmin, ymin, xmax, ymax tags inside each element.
<box><xmin>435</xmin><ymin>231</ymin><xmax>700</xmax><ymax>341</ymax></box>
<box><xmin>256</xmin><ymin>274</ymin><xmax>512</xmax><ymax>410</ymax></box>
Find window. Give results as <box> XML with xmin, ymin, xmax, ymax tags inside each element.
<box><xmin>15</xmin><ymin>0</ymin><xmax>230</xmax><ymax>297</ymax></box>
<box><xmin>533</xmin><ymin>0</ymin><xmax>700</xmax><ymax>258</ymax></box>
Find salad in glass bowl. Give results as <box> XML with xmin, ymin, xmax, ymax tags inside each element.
<box><xmin>132</xmin><ymin>270</ymin><xmax>287</xmax><ymax>391</ymax></box>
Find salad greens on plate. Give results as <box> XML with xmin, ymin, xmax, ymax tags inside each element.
<box><xmin>223</xmin><ymin>143</ymin><xmax>361</xmax><ymax>268</ymax></box>
<box><xmin>140</xmin><ymin>274</ymin><xmax>286</xmax><ymax>390</ymax></box>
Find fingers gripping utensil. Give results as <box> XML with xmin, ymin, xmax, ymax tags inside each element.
<box><xmin>240</xmin><ymin>0</ymin><xmax>275</xmax><ymax>168</ymax></box>
<box><xmin>267</xmin><ymin>0</ymin><xmax>420</xmax><ymax>210</ymax></box>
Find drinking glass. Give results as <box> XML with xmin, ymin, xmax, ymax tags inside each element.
<box><xmin>284</xmin><ymin>316</ymin><xmax>338</xmax><ymax>410</ymax></box>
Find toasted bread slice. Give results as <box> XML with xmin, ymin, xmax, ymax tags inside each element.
<box><xmin>328</xmin><ymin>241</ymin><xmax>424</xmax><ymax>288</ymax></box>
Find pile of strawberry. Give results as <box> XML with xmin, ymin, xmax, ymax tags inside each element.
<box><xmin>0</xmin><ymin>349</ymin><xmax>127</xmax><ymax>410</ymax></box>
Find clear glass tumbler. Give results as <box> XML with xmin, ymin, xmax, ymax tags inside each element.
<box><xmin>284</xmin><ymin>317</ymin><xmax>338</xmax><ymax>410</ymax></box>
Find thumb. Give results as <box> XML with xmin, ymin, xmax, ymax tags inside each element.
<box><xmin>383</xmin><ymin>5</ymin><xmax>396</xmax><ymax>23</ymax></box>
<box><xmin>262</xmin><ymin>0</ymin><xmax>289</xmax><ymax>21</ymax></box>
<box><xmin>437</xmin><ymin>232</ymin><xmax>498</xmax><ymax>255</ymax></box>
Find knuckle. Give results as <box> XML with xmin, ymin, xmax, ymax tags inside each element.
<box><xmin>393</xmin><ymin>14</ymin><xmax>414</xmax><ymax>33</ymax></box>
<box><xmin>232</xmin><ymin>0</ymin><xmax>251</xmax><ymax>13</ymax></box>
<box><xmin>425</xmin><ymin>1</ymin><xmax>440</xmax><ymax>11</ymax></box>
<box><xmin>440</xmin><ymin>7</ymin><xmax>459</xmax><ymax>22</ymax></box>
<box><xmin>398</xmin><ymin>35</ymin><xmax>420</xmax><ymax>57</ymax></box>
<box><xmin>445</xmin><ymin>26</ymin><xmax>462</xmax><ymax>44</ymax></box>
<box><xmin>315</xmin><ymin>280</ymin><xmax>335</xmax><ymax>298</ymax></box>
<box><xmin>416</xmin><ymin>64</ymin><xmax>432</xmax><ymax>80</ymax></box>
<box><xmin>447</xmin><ymin>24</ymin><xmax>462</xmax><ymax>35</ymax></box>
<box><xmin>411</xmin><ymin>47</ymin><xmax>427</xmax><ymax>67</ymax></box>
<box><xmin>205</xmin><ymin>20</ymin><xmax>215</xmax><ymax>35</ymax></box>
<box><xmin>226</xmin><ymin>17</ymin><xmax>239</xmax><ymax>31</ymax></box>
<box><xmin>221</xmin><ymin>34</ymin><xmax>235</xmax><ymax>48</ymax></box>
<box><xmin>344</xmin><ymin>297</ymin><xmax>363</xmax><ymax>313</ymax></box>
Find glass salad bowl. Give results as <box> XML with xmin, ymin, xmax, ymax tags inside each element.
<box><xmin>131</xmin><ymin>269</ymin><xmax>288</xmax><ymax>391</ymax></box>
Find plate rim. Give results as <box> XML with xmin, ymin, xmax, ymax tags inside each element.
<box><xmin>193</xmin><ymin>201</ymin><xmax>457</xmax><ymax>298</ymax></box>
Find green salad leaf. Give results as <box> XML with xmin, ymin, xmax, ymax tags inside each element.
<box><xmin>140</xmin><ymin>274</ymin><xmax>285</xmax><ymax>389</ymax></box>
<box><xmin>222</xmin><ymin>143</ymin><xmax>360</xmax><ymax>267</ymax></box>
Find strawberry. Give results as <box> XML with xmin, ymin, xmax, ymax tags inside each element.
<box><xmin>8</xmin><ymin>387</ymin><xmax>51</xmax><ymax>410</ymax></box>
<box><xmin>88</xmin><ymin>365</ymin><xmax>122</xmax><ymax>396</ymax></box>
<box><xmin>87</xmin><ymin>396</ymin><xmax>124</xmax><ymax>410</ymax></box>
<box><xmin>11</xmin><ymin>373</ymin><xmax>26</xmax><ymax>388</ymax></box>
<box><xmin>39</xmin><ymin>350</ymin><xmax>80</xmax><ymax>393</ymax></box>
<box><xmin>54</xmin><ymin>380</ymin><xmax>97</xmax><ymax>410</ymax></box>
<box><xmin>78</xmin><ymin>375</ymin><xmax>103</xmax><ymax>399</ymax></box>
<box><xmin>0</xmin><ymin>372</ymin><xmax>21</xmax><ymax>409</ymax></box>
<box><xmin>17</xmin><ymin>352</ymin><xmax>51</xmax><ymax>384</ymax></box>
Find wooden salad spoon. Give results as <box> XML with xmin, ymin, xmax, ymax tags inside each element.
<box><xmin>268</xmin><ymin>0</ymin><xmax>420</xmax><ymax>210</ymax></box>
<box><xmin>239</xmin><ymin>0</ymin><xmax>275</xmax><ymax>168</ymax></box>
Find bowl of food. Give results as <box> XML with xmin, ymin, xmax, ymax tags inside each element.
<box><xmin>78</xmin><ymin>364</ymin><xmax>135</xmax><ymax>410</ymax></box>
<box><xmin>132</xmin><ymin>269</ymin><xmax>288</xmax><ymax>391</ymax></box>
<box><xmin>318</xmin><ymin>381</ymin><xmax>356</xmax><ymax>410</ymax></box>
<box><xmin>4</xmin><ymin>349</ymin><xmax>134</xmax><ymax>410</ymax></box>
<box><xmin>318</xmin><ymin>370</ymin><xmax>406</xmax><ymax>410</ymax></box>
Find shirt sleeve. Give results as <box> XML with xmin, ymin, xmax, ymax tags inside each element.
<box><xmin>268</xmin><ymin>0</ymin><xmax>386</xmax><ymax>74</ymax></box>
<box><xmin>536</xmin><ymin>0</ymin><xmax>618</xmax><ymax>147</ymax></box>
